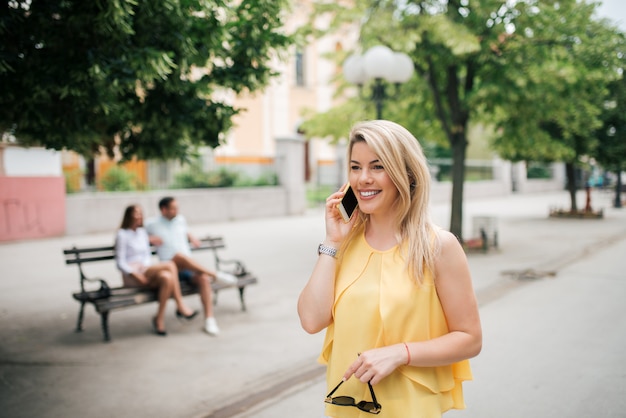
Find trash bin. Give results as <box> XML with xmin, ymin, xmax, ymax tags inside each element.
<box><xmin>472</xmin><ymin>216</ymin><xmax>498</xmax><ymax>248</ymax></box>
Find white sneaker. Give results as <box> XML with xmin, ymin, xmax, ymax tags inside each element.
<box><xmin>215</xmin><ymin>271</ymin><xmax>238</xmax><ymax>286</ymax></box>
<box><xmin>204</xmin><ymin>317</ymin><xmax>220</xmax><ymax>336</ymax></box>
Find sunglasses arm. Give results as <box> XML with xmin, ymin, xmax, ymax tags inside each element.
<box><xmin>325</xmin><ymin>379</ymin><xmax>345</xmax><ymax>401</ymax></box>
<box><xmin>368</xmin><ymin>381</ymin><xmax>381</xmax><ymax>410</ymax></box>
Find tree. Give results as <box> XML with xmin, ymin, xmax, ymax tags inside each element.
<box><xmin>487</xmin><ymin>1</ymin><xmax>623</xmax><ymax>213</ymax></box>
<box><xmin>301</xmin><ymin>0</ymin><xmax>622</xmax><ymax>239</ymax></box>
<box><xmin>595</xmin><ymin>74</ymin><xmax>626</xmax><ymax>208</ymax></box>
<box><xmin>0</xmin><ymin>0</ymin><xmax>293</xmax><ymax>161</ymax></box>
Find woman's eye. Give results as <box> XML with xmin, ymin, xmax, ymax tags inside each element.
<box><xmin>372</xmin><ymin>165</ymin><xmax>384</xmax><ymax>170</ymax></box>
<box><xmin>350</xmin><ymin>165</ymin><xmax>361</xmax><ymax>170</ymax></box>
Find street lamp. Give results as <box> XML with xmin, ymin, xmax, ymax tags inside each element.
<box><xmin>343</xmin><ymin>45</ymin><xmax>414</xmax><ymax>119</ymax></box>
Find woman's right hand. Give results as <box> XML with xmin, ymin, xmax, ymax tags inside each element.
<box><xmin>324</xmin><ymin>185</ymin><xmax>358</xmax><ymax>247</ymax></box>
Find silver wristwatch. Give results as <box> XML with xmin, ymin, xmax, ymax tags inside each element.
<box><xmin>318</xmin><ymin>243</ymin><xmax>338</xmax><ymax>258</ymax></box>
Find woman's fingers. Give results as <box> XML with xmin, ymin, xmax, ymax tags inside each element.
<box><xmin>344</xmin><ymin>348</ymin><xmax>400</xmax><ymax>385</ymax></box>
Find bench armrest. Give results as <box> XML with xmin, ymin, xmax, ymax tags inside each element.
<box><xmin>216</xmin><ymin>258</ymin><xmax>248</xmax><ymax>276</ymax></box>
<box><xmin>75</xmin><ymin>277</ymin><xmax>112</xmax><ymax>300</ymax></box>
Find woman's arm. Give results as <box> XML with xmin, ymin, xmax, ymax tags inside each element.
<box><xmin>114</xmin><ymin>229</ymin><xmax>133</xmax><ymax>275</ymax></box>
<box><xmin>137</xmin><ymin>228</ymin><xmax>152</xmax><ymax>266</ymax></box>
<box><xmin>297</xmin><ymin>188</ymin><xmax>357</xmax><ymax>334</ymax></box>
<box><xmin>297</xmin><ymin>240</ymin><xmax>339</xmax><ymax>334</ymax></box>
<box><xmin>415</xmin><ymin>229</ymin><xmax>483</xmax><ymax>364</ymax></box>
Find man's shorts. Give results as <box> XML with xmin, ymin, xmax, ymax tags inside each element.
<box><xmin>178</xmin><ymin>269</ymin><xmax>195</xmax><ymax>284</ymax></box>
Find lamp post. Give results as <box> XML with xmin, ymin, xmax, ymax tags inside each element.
<box><xmin>343</xmin><ymin>45</ymin><xmax>414</xmax><ymax>119</ymax></box>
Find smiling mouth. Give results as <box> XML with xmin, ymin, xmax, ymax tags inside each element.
<box><xmin>360</xmin><ymin>190</ymin><xmax>381</xmax><ymax>197</ymax></box>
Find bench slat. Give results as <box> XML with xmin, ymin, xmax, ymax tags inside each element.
<box><xmin>63</xmin><ymin>237</ymin><xmax>227</xmax><ymax>265</ymax></box>
<box><xmin>65</xmin><ymin>255</ymin><xmax>117</xmax><ymax>264</ymax></box>
<box><xmin>63</xmin><ymin>246</ymin><xmax>117</xmax><ymax>255</ymax></box>
<box><xmin>73</xmin><ymin>277</ymin><xmax>258</xmax><ymax>305</ymax></box>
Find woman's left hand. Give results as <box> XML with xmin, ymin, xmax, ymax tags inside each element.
<box><xmin>343</xmin><ymin>344</ymin><xmax>407</xmax><ymax>385</ymax></box>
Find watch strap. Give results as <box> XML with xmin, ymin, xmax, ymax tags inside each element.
<box><xmin>318</xmin><ymin>243</ymin><xmax>338</xmax><ymax>258</ymax></box>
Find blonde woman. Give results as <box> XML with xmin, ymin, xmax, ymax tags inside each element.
<box><xmin>298</xmin><ymin>120</ymin><xmax>482</xmax><ymax>417</ymax></box>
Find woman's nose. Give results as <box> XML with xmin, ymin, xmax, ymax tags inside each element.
<box><xmin>358</xmin><ymin>168</ymin><xmax>372</xmax><ymax>183</ymax></box>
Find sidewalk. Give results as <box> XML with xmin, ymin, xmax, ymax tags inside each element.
<box><xmin>240</xmin><ymin>192</ymin><xmax>626</xmax><ymax>418</ymax></box>
<box><xmin>0</xmin><ymin>189</ymin><xmax>624</xmax><ymax>418</ymax></box>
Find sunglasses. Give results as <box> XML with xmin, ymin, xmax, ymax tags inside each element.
<box><xmin>324</xmin><ymin>378</ymin><xmax>382</xmax><ymax>414</ymax></box>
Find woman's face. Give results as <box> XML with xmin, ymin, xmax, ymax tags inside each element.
<box><xmin>131</xmin><ymin>207</ymin><xmax>144</xmax><ymax>228</ymax></box>
<box><xmin>349</xmin><ymin>141</ymin><xmax>399</xmax><ymax>219</ymax></box>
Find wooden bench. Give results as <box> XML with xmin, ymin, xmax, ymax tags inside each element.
<box><xmin>63</xmin><ymin>236</ymin><xmax>258</xmax><ymax>341</ymax></box>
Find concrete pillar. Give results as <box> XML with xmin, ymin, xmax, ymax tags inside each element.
<box><xmin>551</xmin><ymin>162</ymin><xmax>566</xmax><ymax>188</ymax></box>
<box><xmin>276</xmin><ymin>135</ymin><xmax>307</xmax><ymax>215</ymax></box>
<box><xmin>492</xmin><ymin>157</ymin><xmax>512</xmax><ymax>192</ymax></box>
<box><xmin>511</xmin><ymin>161</ymin><xmax>527</xmax><ymax>193</ymax></box>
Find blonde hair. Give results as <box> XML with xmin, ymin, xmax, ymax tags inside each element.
<box><xmin>339</xmin><ymin>120</ymin><xmax>440</xmax><ymax>284</ymax></box>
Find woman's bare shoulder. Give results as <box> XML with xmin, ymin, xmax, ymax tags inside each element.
<box><xmin>432</xmin><ymin>227</ymin><xmax>465</xmax><ymax>261</ymax></box>
<box><xmin>433</xmin><ymin>227</ymin><xmax>461</xmax><ymax>248</ymax></box>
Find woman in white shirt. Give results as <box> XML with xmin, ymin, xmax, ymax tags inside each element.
<box><xmin>115</xmin><ymin>204</ymin><xmax>197</xmax><ymax>336</ymax></box>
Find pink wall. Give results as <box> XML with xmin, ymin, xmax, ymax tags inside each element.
<box><xmin>0</xmin><ymin>177</ymin><xmax>66</xmax><ymax>242</ymax></box>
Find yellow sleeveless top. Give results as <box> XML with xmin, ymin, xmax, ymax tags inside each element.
<box><xmin>319</xmin><ymin>233</ymin><xmax>472</xmax><ymax>417</ymax></box>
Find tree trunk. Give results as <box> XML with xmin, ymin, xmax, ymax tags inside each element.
<box><xmin>565</xmin><ymin>162</ymin><xmax>578</xmax><ymax>212</ymax></box>
<box><xmin>615</xmin><ymin>170</ymin><xmax>623</xmax><ymax>208</ymax></box>
<box><xmin>449</xmin><ymin>133</ymin><xmax>467</xmax><ymax>241</ymax></box>
<box><xmin>86</xmin><ymin>159</ymin><xmax>96</xmax><ymax>187</ymax></box>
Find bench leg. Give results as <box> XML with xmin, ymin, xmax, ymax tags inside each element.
<box><xmin>238</xmin><ymin>287</ymin><xmax>247</xmax><ymax>312</ymax></box>
<box><xmin>75</xmin><ymin>302</ymin><xmax>86</xmax><ymax>332</ymax></box>
<box><xmin>100</xmin><ymin>312</ymin><xmax>111</xmax><ymax>342</ymax></box>
<box><xmin>480</xmin><ymin>229</ymin><xmax>488</xmax><ymax>253</ymax></box>
<box><xmin>213</xmin><ymin>290</ymin><xmax>219</xmax><ymax>306</ymax></box>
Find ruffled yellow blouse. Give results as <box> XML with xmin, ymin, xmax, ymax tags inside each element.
<box><xmin>319</xmin><ymin>233</ymin><xmax>472</xmax><ymax>417</ymax></box>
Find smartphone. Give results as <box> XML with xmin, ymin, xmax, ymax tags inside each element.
<box><xmin>337</xmin><ymin>184</ymin><xmax>359</xmax><ymax>223</ymax></box>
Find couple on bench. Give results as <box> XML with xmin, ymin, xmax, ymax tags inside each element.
<box><xmin>114</xmin><ymin>197</ymin><xmax>238</xmax><ymax>337</ymax></box>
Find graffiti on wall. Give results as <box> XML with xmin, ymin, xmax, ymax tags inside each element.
<box><xmin>0</xmin><ymin>177</ymin><xmax>65</xmax><ymax>242</ymax></box>
<box><xmin>0</xmin><ymin>199</ymin><xmax>46</xmax><ymax>237</ymax></box>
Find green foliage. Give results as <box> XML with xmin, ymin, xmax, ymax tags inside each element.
<box><xmin>0</xmin><ymin>0</ymin><xmax>293</xmax><ymax>161</ymax></box>
<box><xmin>171</xmin><ymin>164</ymin><xmax>238</xmax><ymax>188</ymax></box>
<box><xmin>595</xmin><ymin>75</ymin><xmax>626</xmax><ymax>173</ymax></box>
<box><xmin>172</xmin><ymin>168</ymin><xmax>211</xmax><ymax>189</ymax></box>
<box><xmin>63</xmin><ymin>168</ymin><xmax>82</xmax><ymax>194</ymax></box>
<box><xmin>306</xmin><ymin>184</ymin><xmax>335</xmax><ymax>207</ymax></box>
<box><xmin>234</xmin><ymin>171</ymin><xmax>279</xmax><ymax>187</ymax></box>
<box><xmin>98</xmin><ymin>166</ymin><xmax>143</xmax><ymax>192</ymax></box>
<box><xmin>205</xmin><ymin>168</ymin><xmax>239</xmax><ymax>188</ymax></box>
<box><xmin>301</xmin><ymin>0</ymin><xmax>624</xmax><ymax>238</ymax></box>
<box><xmin>526</xmin><ymin>163</ymin><xmax>553</xmax><ymax>179</ymax></box>
<box><xmin>430</xmin><ymin>160</ymin><xmax>493</xmax><ymax>182</ymax></box>
<box><xmin>487</xmin><ymin>1</ymin><xmax>624</xmax><ymax>165</ymax></box>
<box><xmin>173</xmin><ymin>165</ymin><xmax>277</xmax><ymax>189</ymax></box>
<box><xmin>300</xmin><ymin>99</ymin><xmax>367</xmax><ymax>142</ymax></box>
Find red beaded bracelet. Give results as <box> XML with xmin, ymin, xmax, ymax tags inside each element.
<box><xmin>403</xmin><ymin>342</ymin><xmax>411</xmax><ymax>365</ymax></box>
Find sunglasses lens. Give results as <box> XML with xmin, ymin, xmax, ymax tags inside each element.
<box><xmin>324</xmin><ymin>379</ymin><xmax>381</xmax><ymax>414</ymax></box>
<box><xmin>332</xmin><ymin>396</ymin><xmax>356</xmax><ymax>406</ymax></box>
<box><xmin>357</xmin><ymin>401</ymin><xmax>380</xmax><ymax>413</ymax></box>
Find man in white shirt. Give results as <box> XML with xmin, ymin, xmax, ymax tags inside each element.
<box><xmin>146</xmin><ymin>196</ymin><xmax>237</xmax><ymax>336</ymax></box>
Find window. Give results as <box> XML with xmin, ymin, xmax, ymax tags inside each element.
<box><xmin>295</xmin><ymin>49</ymin><xmax>305</xmax><ymax>87</ymax></box>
